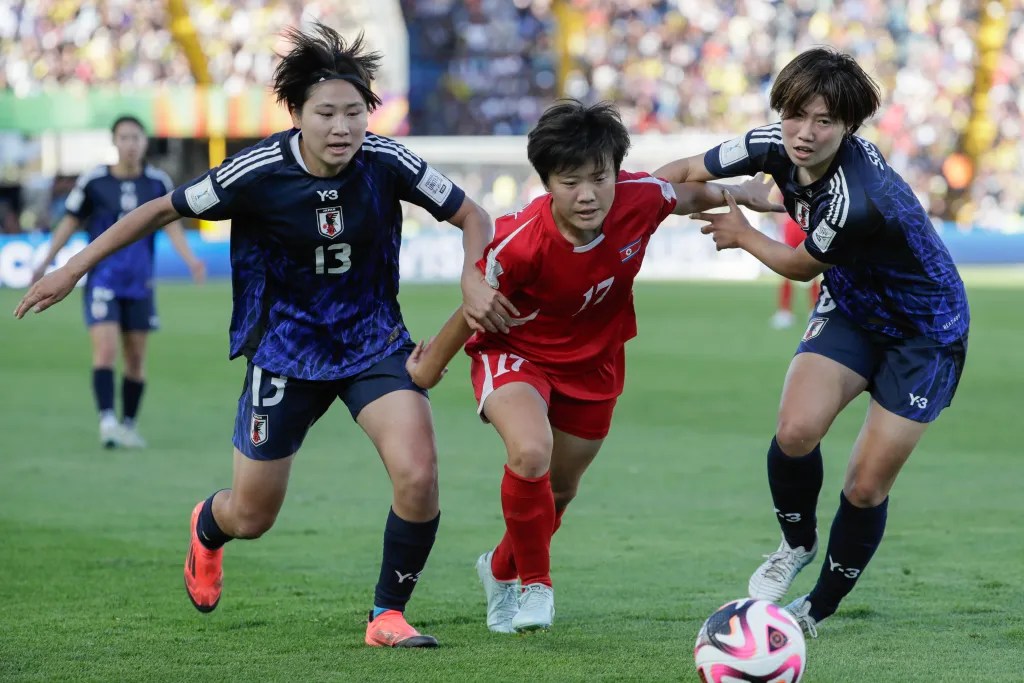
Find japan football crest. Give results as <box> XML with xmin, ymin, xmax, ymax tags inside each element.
<box><xmin>316</xmin><ymin>206</ymin><xmax>344</xmax><ymax>239</ymax></box>
<box><xmin>794</xmin><ymin>199</ymin><xmax>811</xmax><ymax>229</ymax></box>
<box><xmin>250</xmin><ymin>413</ymin><xmax>269</xmax><ymax>447</ymax></box>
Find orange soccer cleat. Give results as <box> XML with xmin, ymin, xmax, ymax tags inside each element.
<box><xmin>184</xmin><ymin>501</ymin><xmax>223</xmax><ymax>613</ymax></box>
<box><xmin>364</xmin><ymin>610</ymin><xmax>439</xmax><ymax>648</ymax></box>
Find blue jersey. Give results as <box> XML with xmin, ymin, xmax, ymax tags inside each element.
<box><xmin>64</xmin><ymin>165</ymin><xmax>173</xmax><ymax>298</ymax></box>
<box><xmin>705</xmin><ymin>125</ymin><xmax>970</xmax><ymax>344</ymax></box>
<box><xmin>170</xmin><ymin>129</ymin><xmax>466</xmax><ymax>381</ymax></box>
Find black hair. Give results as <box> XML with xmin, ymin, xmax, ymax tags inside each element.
<box><xmin>770</xmin><ymin>47</ymin><xmax>882</xmax><ymax>133</ymax></box>
<box><xmin>111</xmin><ymin>115</ymin><xmax>145</xmax><ymax>135</ymax></box>
<box><xmin>527</xmin><ymin>100</ymin><xmax>631</xmax><ymax>184</ymax></box>
<box><xmin>273</xmin><ymin>22</ymin><xmax>383</xmax><ymax>113</ymax></box>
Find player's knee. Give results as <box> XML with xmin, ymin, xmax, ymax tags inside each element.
<box><xmin>843</xmin><ymin>480</ymin><xmax>887</xmax><ymax>508</ymax></box>
<box><xmin>93</xmin><ymin>346</ymin><xmax>117</xmax><ymax>367</ymax></box>
<box><xmin>122</xmin><ymin>354</ymin><xmax>145</xmax><ymax>378</ymax></box>
<box><xmin>775</xmin><ymin>419</ymin><xmax>825</xmax><ymax>457</ymax></box>
<box><xmin>230</xmin><ymin>510</ymin><xmax>277</xmax><ymax>539</ymax></box>
<box><xmin>505</xmin><ymin>438</ymin><xmax>553</xmax><ymax>478</ymax></box>
<box><xmin>552</xmin><ymin>488</ymin><xmax>577</xmax><ymax>511</ymax></box>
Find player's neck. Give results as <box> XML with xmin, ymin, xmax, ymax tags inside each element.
<box><xmin>795</xmin><ymin>153</ymin><xmax>837</xmax><ymax>186</ymax></box>
<box><xmin>111</xmin><ymin>161</ymin><xmax>142</xmax><ymax>178</ymax></box>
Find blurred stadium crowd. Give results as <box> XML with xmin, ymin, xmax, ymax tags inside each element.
<box><xmin>0</xmin><ymin>0</ymin><xmax>1021</xmax><ymax>233</ymax></box>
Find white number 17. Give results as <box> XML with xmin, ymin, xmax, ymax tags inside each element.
<box><xmin>574</xmin><ymin>276</ymin><xmax>615</xmax><ymax>315</ymax></box>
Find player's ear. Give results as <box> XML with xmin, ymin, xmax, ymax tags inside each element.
<box><xmin>289</xmin><ymin>104</ymin><xmax>302</xmax><ymax>130</ymax></box>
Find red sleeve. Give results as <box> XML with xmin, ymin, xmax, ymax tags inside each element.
<box><xmin>474</xmin><ymin>211</ymin><xmax>539</xmax><ymax>296</ymax></box>
<box><xmin>616</xmin><ymin>170</ymin><xmax>679</xmax><ymax>230</ymax></box>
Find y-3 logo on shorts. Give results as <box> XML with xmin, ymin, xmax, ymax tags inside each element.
<box><xmin>909</xmin><ymin>393</ymin><xmax>929</xmax><ymax>409</ymax></box>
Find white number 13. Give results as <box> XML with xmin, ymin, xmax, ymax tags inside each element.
<box><xmin>315</xmin><ymin>243</ymin><xmax>352</xmax><ymax>275</ymax></box>
<box><xmin>574</xmin><ymin>276</ymin><xmax>615</xmax><ymax>315</ymax></box>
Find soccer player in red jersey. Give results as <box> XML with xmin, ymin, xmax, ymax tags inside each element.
<box><xmin>406</xmin><ymin>100</ymin><xmax>784</xmax><ymax>633</ymax></box>
<box><xmin>771</xmin><ymin>215</ymin><xmax>821</xmax><ymax>329</ymax></box>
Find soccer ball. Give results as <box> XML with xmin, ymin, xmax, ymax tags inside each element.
<box><xmin>694</xmin><ymin>598</ymin><xmax>806</xmax><ymax>683</ymax></box>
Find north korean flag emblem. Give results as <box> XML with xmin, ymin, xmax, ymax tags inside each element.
<box><xmin>619</xmin><ymin>238</ymin><xmax>642</xmax><ymax>262</ymax></box>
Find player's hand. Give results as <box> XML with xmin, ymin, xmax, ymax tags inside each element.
<box><xmin>734</xmin><ymin>172</ymin><xmax>786</xmax><ymax>213</ymax></box>
<box><xmin>691</xmin><ymin>192</ymin><xmax>754</xmax><ymax>251</ymax></box>
<box><xmin>29</xmin><ymin>264</ymin><xmax>48</xmax><ymax>286</ymax></box>
<box><xmin>188</xmin><ymin>259</ymin><xmax>207</xmax><ymax>284</ymax></box>
<box><xmin>461</xmin><ymin>273</ymin><xmax>520</xmax><ymax>334</ymax></box>
<box><xmin>406</xmin><ymin>337</ymin><xmax>448</xmax><ymax>389</ymax></box>
<box><xmin>14</xmin><ymin>266</ymin><xmax>79</xmax><ymax>318</ymax></box>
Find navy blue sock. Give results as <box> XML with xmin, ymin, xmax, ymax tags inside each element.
<box><xmin>767</xmin><ymin>437</ymin><xmax>823</xmax><ymax>550</ymax></box>
<box><xmin>809</xmin><ymin>492</ymin><xmax>888</xmax><ymax>621</ymax></box>
<box><xmin>93</xmin><ymin>368</ymin><xmax>115</xmax><ymax>416</ymax></box>
<box><xmin>121</xmin><ymin>378</ymin><xmax>145</xmax><ymax>424</ymax></box>
<box><xmin>196</xmin><ymin>492</ymin><xmax>232</xmax><ymax>550</ymax></box>
<box><xmin>372</xmin><ymin>508</ymin><xmax>439</xmax><ymax>614</ymax></box>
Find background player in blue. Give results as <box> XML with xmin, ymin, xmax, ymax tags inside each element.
<box><xmin>15</xmin><ymin>23</ymin><xmax>515</xmax><ymax>648</ymax></box>
<box><xmin>30</xmin><ymin>115</ymin><xmax>206</xmax><ymax>449</ymax></box>
<box><xmin>656</xmin><ymin>48</ymin><xmax>970</xmax><ymax>636</ymax></box>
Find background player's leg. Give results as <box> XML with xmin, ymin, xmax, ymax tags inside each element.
<box><xmin>119</xmin><ymin>329</ymin><xmax>147</xmax><ymax>447</ymax></box>
<box><xmin>89</xmin><ymin>322</ymin><xmax>120</xmax><ymax>448</ymax></box>
<box><xmin>772</xmin><ymin>280</ymin><xmax>794</xmax><ymax>328</ymax></box>
<box><xmin>803</xmin><ymin>399</ymin><xmax>927</xmax><ymax>622</ymax></box>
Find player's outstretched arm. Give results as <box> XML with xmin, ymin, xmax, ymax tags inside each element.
<box><xmin>691</xmin><ymin>192</ymin><xmax>827</xmax><ymax>282</ymax></box>
<box><xmin>446</xmin><ymin>197</ymin><xmax>519</xmax><ymax>334</ymax></box>
<box><xmin>653</xmin><ymin>153</ymin><xmax>716</xmax><ymax>184</ymax></box>
<box><xmin>673</xmin><ymin>173</ymin><xmax>785</xmax><ymax>215</ymax></box>
<box><xmin>14</xmin><ymin>193</ymin><xmax>181</xmax><ymax>318</ymax></box>
<box><xmin>164</xmin><ymin>220</ymin><xmax>207</xmax><ymax>283</ymax></box>
<box><xmin>406</xmin><ymin>307</ymin><xmax>474</xmax><ymax>389</ymax></box>
<box><xmin>30</xmin><ymin>214</ymin><xmax>81</xmax><ymax>285</ymax></box>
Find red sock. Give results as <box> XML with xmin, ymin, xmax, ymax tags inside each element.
<box><xmin>778</xmin><ymin>279</ymin><xmax>793</xmax><ymax>311</ymax></box>
<box><xmin>491</xmin><ymin>507</ymin><xmax>566</xmax><ymax>581</ymax></box>
<box><xmin>495</xmin><ymin>465</ymin><xmax>555</xmax><ymax>587</ymax></box>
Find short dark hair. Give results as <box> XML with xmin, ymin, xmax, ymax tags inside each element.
<box><xmin>272</xmin><ymin>21</ymin><xmax>383</xmax><ymax>113</ymax></box>
<box><xmin>770</xmin><ymin>47</ymin><xmax>881</xmax><ymax>133</ymax></box>
<box><xmin>527</xmin><ymin>100</ymin><xmax>631</xmax><ymax>184</ymax></box>
<box><xmin>111</xmin><ymin>115</ymin><xmax>145</xmax><ymax>135</ymax></box>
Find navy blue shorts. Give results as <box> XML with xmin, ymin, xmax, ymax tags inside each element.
<box><xmin>797</xmin><ymin>301</ymin><xmax>967</xmax><ymax>423</ymax></box>
<box><xmin>83</xmin><ymin>286</ymin><xmax>158</xmax><ymax>331</ymax></box>
<box><xmin>232</xmin><ymin>342</ymin><xmax>427</xmax><ymax>460</ymax></box>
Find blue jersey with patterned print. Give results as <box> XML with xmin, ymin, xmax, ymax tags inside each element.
<box><xmin>705</xmin><ymin>125</ymin><xmax>969</xmax><ymax>343</ymax></box>
<box><xmin>64</xmin><ymin>165</ymin><xmax>174</xmax><ymax>298</ymax></box>
<box><xmin>170</xmin><ymin>129</ymin><xmax>466</xmax><ymax>380</ymax></box>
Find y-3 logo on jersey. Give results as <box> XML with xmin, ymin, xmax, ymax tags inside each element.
<box><xmin>909</xmin><ymin>393</ymin><xmax>929</xmax><ymax>409</ymax></box>
<box><xmin>317</xmin><ymin>189</ymin><xmax>338</xmax><ymax>201</ymax></box>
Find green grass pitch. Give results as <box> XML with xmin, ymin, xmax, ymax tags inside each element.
<box><xmin>1</xmin><ymin>278</ymin><xmax>1021</xmax><ymax>682</ymax></box>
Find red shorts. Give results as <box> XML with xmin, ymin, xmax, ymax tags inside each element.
<box><xmin>782</xmin><ymin>218</ymin><xmax>806</xmax><ymax>247</ymax></box>
<box><xmin>469</xmin><ymin>350</ymin><xmax>617</xmax><ymax>440</ymax></box>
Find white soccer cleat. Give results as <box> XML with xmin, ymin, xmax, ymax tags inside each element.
<box><xmin>748</xmin><ymin>535</ymin><xmax>818</xmax><ymax>603</ymax></box>
<box><xmin>99</xmin><ymin>417</ymin><xmax>121</xmax><ymax>449</ymax></box>
<box><xmin>476</xmin><ymin>551</ymin><xmax>518</xmax><ymax>634</ymax></box>
<box><xmin>118</xmin><ymin>424</ymin><xmax>147</xmax><ymax>449</ymax></box>
<box><xmin>785</xmin><ymin>594</ymin><xmax>819</xmax><ymax>638</ymax></box>
<box><xmin>511</xmin><ymin>583</ymin><xmax>554</xmax><ymax>633</ymax></box>
<box><xmin>770</xmin><ymin>310</ymin><xmax>795</xmax><ymax>329</ymax></box>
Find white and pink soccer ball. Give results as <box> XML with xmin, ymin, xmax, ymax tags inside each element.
<box><xmin>694</xmin><ymin>598</ymin><xmax>806</xmax><ymax>683</ymax></box>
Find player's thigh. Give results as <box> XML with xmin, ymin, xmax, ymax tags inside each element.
<box><xmin>843</xmin><ymin>398</ymin><xmax>929</xmax><ymax>506</ymax></box>
<box><xmin>120</xmin><ymin>330</ymin><xmax>148</xmax><ymax>375</ymax></box>
<box><xmin>88</xmin><ymin>322</ymin><xmax>120</xmax><ymax>366</ymax></box>
<box><xmin>356</xmin><ymin>388</ymin><xmax>437</xmax><ymax>485</ymax></box>
<box><xmin>233</xmin><ymin>362</ymin><xmax>334</xmax><ymax>461</ymax></box>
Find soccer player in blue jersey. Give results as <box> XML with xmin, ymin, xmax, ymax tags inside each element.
<box><xmin>656</xmin><ymin>48</ymin><xmax>970</xmax><ymax>636</ymax></box>
<box><xmin>15</xmin><ymin>23</ymin><xmax>514</xmax><ymax>648</ymax></box>
<box><xmin>30</xmin><ymin>115</ymin><xmax>206</xmax><ymax>449</ymax></box>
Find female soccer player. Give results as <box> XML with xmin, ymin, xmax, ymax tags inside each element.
<box><xmin>658</xmin><ymin>48</ymin><xmax>970</xmax><ymax>636</ymax></box>
<box><xmin>31</xmin><ymin>115</ymin><xmax>206</xmax><ymax>449</ymax></box>
<box><xmin>406</xmin><ymin>100</ymin><xmax>783</xmax><ymax>633</ymax></box>
<box><xmin>15</xmin><ymin>23</ymin><xmax>515</xmax><ymax>648</ymax></box>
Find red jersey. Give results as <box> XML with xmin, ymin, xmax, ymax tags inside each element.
<box><xmin>464</xmin><ymin>170</ymin><xmax>678</xmax><ymax>399</ymax></box>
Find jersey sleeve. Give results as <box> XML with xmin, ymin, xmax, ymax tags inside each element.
<box><xmin>703</xmin><ymin>124</ymin><xmax>784</xmax><ymax>178</ymax></box>
<box><xmin>63</xmin><ymin>166</ymin><xmax>105</xmax><ymax>219</ymax></box>
<box><xmin>616</xmin><ymin>171</ymin><xmax>678</xmax><ymax>230</ymax></box>
<box><xmin>364</xmin><ymin>134</ymin><xmax>466</xmax><ymax>221</ymax></box>
<box><xmin>170</xmin><ymin>141</ymin><xmax>282</xmax><ymax>221</ymax></box>
<box><xmin>804</xmin><ymin>170</ymin><xmax>876</xmax><ymax>265</ymax></box>
<box><xmin>476</xmin><ymin>213</ymin><xmax>539</xmax><ymax>296</ymax></box>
